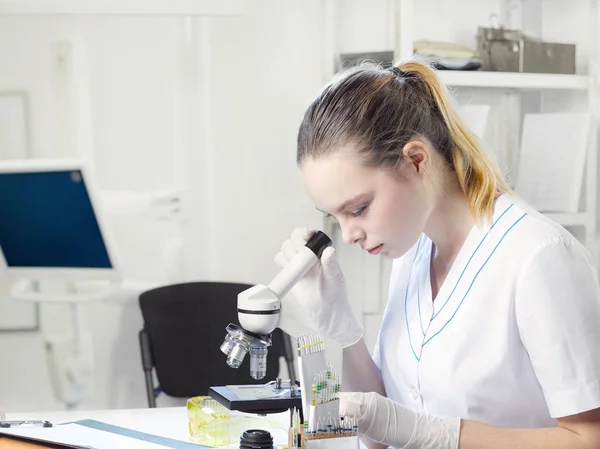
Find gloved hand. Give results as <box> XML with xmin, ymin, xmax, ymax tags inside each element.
<box><xmin>0</xmin><ymin>408</ymin><xmax>5</xmax><ymax>420</ymax></box>
<box><xmin>274</xmin><ymin>227</ymin><xmax>363</xmax><ymax>348</ymax></box>
<box><xmin>339</xmin><ymin>392</ymin><xmax>460</xmax><ymax>449</ymax></box>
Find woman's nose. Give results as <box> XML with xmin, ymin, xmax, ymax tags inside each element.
<box><xmin>341</xmin><ymin>223</ymin><xmax>364</xmax><ymax>245</ymax></box>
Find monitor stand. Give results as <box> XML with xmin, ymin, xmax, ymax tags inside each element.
<box><xmin>10</xmin><ymin>278</ymin><xmax>118</xmax><ymax>304</ymax></box>
<box><xmin>10</xmin><ymin>278</ymin><xmax>118</xmax><ymax>410</ymax></box>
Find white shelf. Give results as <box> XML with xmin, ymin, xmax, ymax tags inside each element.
<box><xmin>544</xmin><ymin>212</ymin><xmax>591</xmax><ymax>227</ymax></box>
<box><xmin>0</xmin><ymin>0</ymin><xmax>247</xmax><ymax>16</ymax></box>
<box><xmin>438</xmin><ymin>71</ymin><xmax>589</xmax><ymax>91</ymax></box>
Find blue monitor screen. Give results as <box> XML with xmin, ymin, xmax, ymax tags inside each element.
<box><xmin>0</xmin><ymin>170</ymin><xmax>113</xmax><ymax>269</ymax></box>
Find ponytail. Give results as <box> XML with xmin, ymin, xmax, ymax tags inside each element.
<box><xmin>398</xmin><ymin>61</ymin><xmax>510</xmax><ymax>224</ymax></box>
<box><xmin>297</xmin><ymin>57</ymin><xmax>510</xmax><ymax>225</ymax></box>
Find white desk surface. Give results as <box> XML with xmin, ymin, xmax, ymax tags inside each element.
<box><xmin>4</xmin><ymin>407</ymin><xmax>290</xmax><ymax>448</ymax></box>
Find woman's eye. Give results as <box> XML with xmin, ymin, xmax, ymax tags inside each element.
<box><xmin>352</xmin><ymin>204</ymin><xmax>369</xmax><ymax>217</ymax></box>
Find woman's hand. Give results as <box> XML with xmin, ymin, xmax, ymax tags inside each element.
<box><xmin>339</xmin><ymin>391</ymin><xmax>460</xmax><ymax>449</ymax></box>
<box><xmin>274</xmin><ymin>227</ymin><xmax>362</xmax><ymax>347</ymax></box>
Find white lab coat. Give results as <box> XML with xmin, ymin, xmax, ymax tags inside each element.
<box><xmin>373</xmin><ymin>194</ymin><xmax>600</xmax><ymax>427</ymax></box>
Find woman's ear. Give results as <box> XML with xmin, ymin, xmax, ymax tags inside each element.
<box><xmin>401</xmin><ymin>140</ymin><xmax>430</xmax><ymax>176</ymax></box>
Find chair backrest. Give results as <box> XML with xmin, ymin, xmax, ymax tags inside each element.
<box><xmin>139</xmin><ymin>281</ymin><xmax>284</xmax><ymax>398</ymax></box>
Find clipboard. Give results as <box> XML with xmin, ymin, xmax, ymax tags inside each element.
<box><xmin>0</xmin><ymin>436</ymin><xmax>66</xmax><ymax>448</ymax></box>
<box><xmin>0</xmin><ymin>421</ymin><xmax>66</xmax><ymax>449</ymax></box>
<box><xmin>0</xmin><ymin>419</ymin><xmax>208</xmax><ymax>449</ymax></box>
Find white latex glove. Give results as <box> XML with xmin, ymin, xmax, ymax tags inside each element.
<box><xmin>0</xmin><ymin>408</ymin><xmax>5</xmax><ymax>420</ymax></box>
<box><xmin>339</xmin><ymin>392</ymin><xmax>460</xmax><ymax>449</ymax></box>
<box><xmin>274</xmin><ymin>227</ymin><xmax>363</xmax><ymax>348</ymax></box>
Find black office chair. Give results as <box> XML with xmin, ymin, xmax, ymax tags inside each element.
<box><xmin>138</xmin><ymin>281</ymin><xmax>296</xmax><ymax>407</ymax></box>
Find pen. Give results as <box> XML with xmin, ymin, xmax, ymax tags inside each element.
<box><xmin>0</xmin><ymin>420</ymin><xmax>53</xmax><ymax>428</ymax></box>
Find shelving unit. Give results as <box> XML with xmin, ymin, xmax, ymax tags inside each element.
<box><xmin>438</xmin><ymin>70</ymin><xmax>590</xmax><ymax>90</ymax></box>
<box><xmin>398</xmin><ymin>0</ymin><xmax>599</xmax><ymax>257</ymax></box>
<box><xmin>319</xmin><ymin>0</ymin><xmax>600</xmax><ymax>353</ymax></box>
<box><xmin>322</xmin><ymin>0</ymin><xmax>599</xmax><ymax>258</ymax></box>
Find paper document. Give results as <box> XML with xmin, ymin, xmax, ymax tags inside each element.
<box><xmin>515</xmin><ymin>112</ymin><xmax>591</xmax><ymax>213</ymax></box>
<box><xmin>0</xmin><ymin>419</ymin><xmax>206</xmax><ymax>449</ymax></box>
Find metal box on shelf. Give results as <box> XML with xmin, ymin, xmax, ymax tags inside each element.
<box><xmin>476</xmin><ymin>26</ymin><xmax>576</xmax><ymax>74</ymax></box>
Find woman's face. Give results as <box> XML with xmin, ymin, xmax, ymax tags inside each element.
<box><xmin>301</xmin><ymin>147</ymin><xmax>434</xmax><ymax>259</ymax></box>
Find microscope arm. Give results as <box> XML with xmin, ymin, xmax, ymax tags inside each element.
<box><xmin>267</xmin><ymin>239</ymin><xmax>322</xmax><ymax>299</ymax></box>
<box><xmin>222</xmin><ymin>231</ymin><xmax>332</xmax><ymax>379</ymax></box>
<box><xmin>275</xmin><ymin>290</ymin><xmax>319</xmax><ymax>338</ymax></box>
<box><xmin>237</xmin><ymin>231</ymin><xmax>332</xmax><ymax>336</ymax></box>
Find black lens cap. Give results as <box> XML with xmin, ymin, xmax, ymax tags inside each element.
<box><xmin>240</xmin><ymin>429</ymin><xmax>273</xmax><ymax>449</ymax></box>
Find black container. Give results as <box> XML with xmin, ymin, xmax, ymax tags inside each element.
<box><xmin>239</xmin><ymin>429</ymin><xmax>273</xmax><ymax>449</ymax></box>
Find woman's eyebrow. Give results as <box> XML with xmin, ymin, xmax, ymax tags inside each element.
<box><xmin>336</xmin><ymin>193</ymin><xmax>372</xmax><ymax>212</ymax></box>
<box><xmin>315</xmin><ymin>193</ymin><xmax>372</xmax><ymax>215</ymax></box>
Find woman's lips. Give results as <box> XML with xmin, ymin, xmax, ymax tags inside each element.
<box><xmin>368</xmin><ymin>244</ymin><xmax>384</xmax><ymax>255</ymax></box>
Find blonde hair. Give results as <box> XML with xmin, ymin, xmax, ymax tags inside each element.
<box><xmin>297</xmin><ymin>57</ymin><xmax>510</xmax><ymax>224</ymax></box>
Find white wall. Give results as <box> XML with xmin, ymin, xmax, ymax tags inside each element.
<box><xmin>0</xmin><ymin>1</ymin><xmax>325</xmax><ymax>412</ymax></box>
<box><xmin>0</xmin><ymin>0</ymin><xmax>596</xmax><ymax>412</ymax></box>
<box><xmin>0</xmin><ymin>15</ymin><xmax>197</xmax><ymax>412</ymax></box>
<box><xmin>197</xmin><ymin>0</ymin><xmax>325</xmax><ymax>283</ymax></box>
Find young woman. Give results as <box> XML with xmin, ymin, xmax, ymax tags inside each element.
<box><xmin>274</xmin><ymin>60</ymin><xmax>600</xmax><ymax>448</ymax></box>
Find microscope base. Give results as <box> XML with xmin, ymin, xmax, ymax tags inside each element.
<box><xmin>208</xmin><ymin>384</ymin><xmax>302</xmax><ymax>416</ymax></box>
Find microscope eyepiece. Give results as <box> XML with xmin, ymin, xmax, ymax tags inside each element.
<box><xmin>305</xmin><ymin>231</ymin><xmax>332</xmax><ymax>258</ymax></box>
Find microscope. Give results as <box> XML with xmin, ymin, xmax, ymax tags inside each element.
<box><xmin>209</xmin><ymin>231</ymin><xmax>333</xmax><ymax>415</ymax></box>
<box><xmin>219</xmin><ymin>230</ymin><xmax>332</xmax><ymax>380</ymax></box>
<box><xmin>211</xmin><ymin>230</ymin><xmax>360</xmax><ymax>448</ymax></box>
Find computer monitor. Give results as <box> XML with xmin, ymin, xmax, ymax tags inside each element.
<box><xmin>0</xmin><ymin>158</ymin><xmax>120</xmax><ymax>282</ymax></box>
